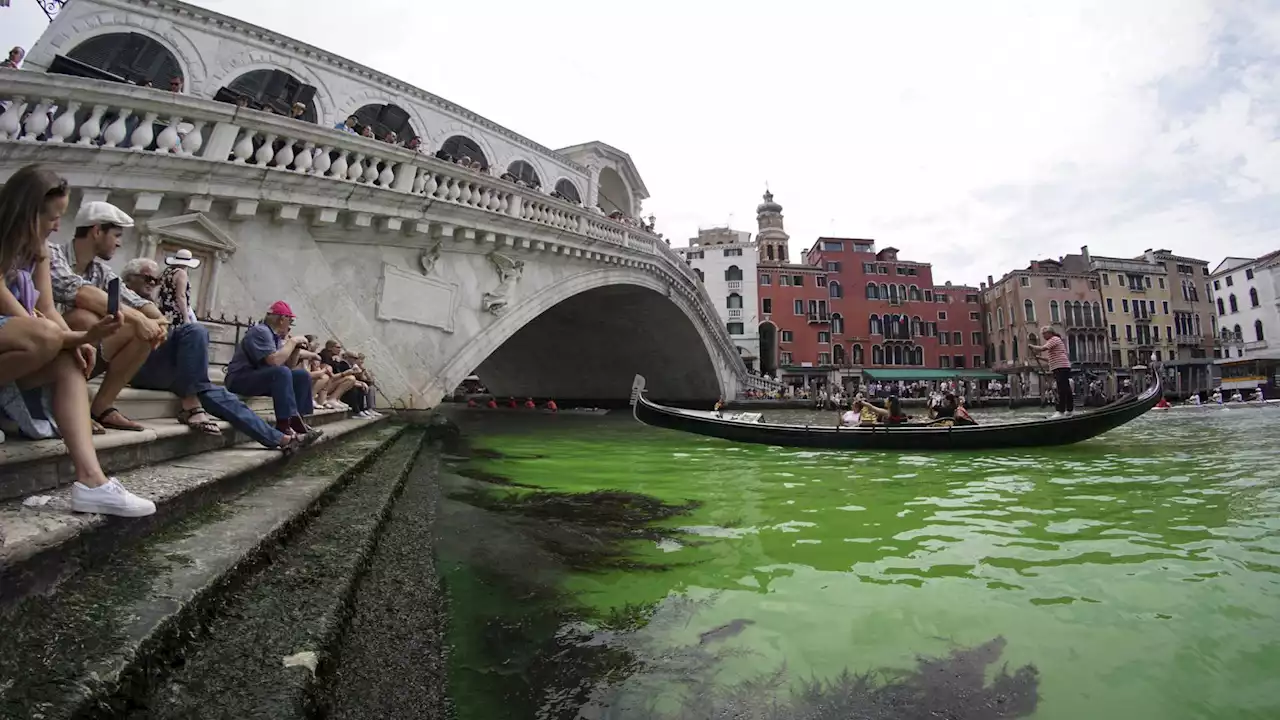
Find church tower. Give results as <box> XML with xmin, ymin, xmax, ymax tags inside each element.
<box><xmin>755</xmin><ymin>190</ymin><xmax>790</xmax><ymax>263</ymax></box>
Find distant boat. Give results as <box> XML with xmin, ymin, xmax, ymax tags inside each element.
<box><xmin>630</xmin><ymin>374</ymin><xmax>1161</xmax><ymax>451</ymax></box>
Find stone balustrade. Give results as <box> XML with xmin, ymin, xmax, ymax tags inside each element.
<box><xmin>0</xmin><ymin>71</ymin><xmax>749</xmax><ymax>380</ymax></box>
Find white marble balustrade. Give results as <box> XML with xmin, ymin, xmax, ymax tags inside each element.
<box><xmin>0</xmin><ymin>71</ymin><xmax>746</xmax><ymax>376</ymax></box>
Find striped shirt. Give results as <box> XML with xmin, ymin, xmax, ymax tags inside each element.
<box><xmin>46</xmin><ymin>240</ymin><xmax>150</xmax><ymax>315</ymax></box>
<box><xmin>1043</xmin><ymin>335</ymin><xmax>1070</xmax><ymax>370</ymax></box>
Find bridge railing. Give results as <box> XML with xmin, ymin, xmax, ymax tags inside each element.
<box><xmin>0</xmin><ymin>70</ymin><xmax>750</xmax><ymax>383</ymax></box>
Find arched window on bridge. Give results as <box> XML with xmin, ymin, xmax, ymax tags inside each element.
<box><xmin>830</xmin><ymin>313</ymin><xmax>844</xmax><ymax>335</ymax></box>
<box><xmin>61</xmin><ymin>32</ymin><xmax>182</xmax><ymax>89</ymax></box>
<box><xmin>506</xmin><ymin>160</ymin><xmax>541</xmax><ymax>189</ymax></box>
<box><xmin>866</xmin><ymin>282</ymin><xmax>879</xmax><ymax>299</ymax></box>
<box><xmin>352</xmin><ymin>103</ymin><xmax>419</xmax><ymax>145</ymax></box>
<box><xmin>829</xmin><ymin>280</ymin><xmax>842</xmax><ymax>299</ymax></box>
<box><xmin>220</xmin><ymin>69</ymin><xmax>318</xmax><ymax>121</ymax></box>
<box><xmin>870</xmin><ymin>315</ymin><xmax>883</xmax><ymax>335</ymax></box>
<box><xmin>872</xmin><ymin>345</ymin><xmax>884</xmax><ymax>364</ymax></box>
<box><xmin>554</xmin><ymin>179</ymin><xmax>582</xmax><ymax>205</ymax></box>
<box><xmin>852</xmin><ymin>344</ymin><xmax>864</xmax><ymax>365</ymax></box>
<box><xmin>724</xmin><ymin>265</ymin><xmax>743</xmax><ymax>282</ymax></box>
<box><xmin>833</xmin><ymin>344</ymin><xmax>846</xmax><ymax>366</ymax></box>
<box><xmin>726</xmin><ymin>293</ymin><xmax>743</xmax><ymax>309</ymax></box>
<box><xmin>1050</xmin><ymin>300</ymin><xmax>1060</xmax><ymax>323</ymax></box>
<box><xmin>438</xmin><ymin>135</ymin><xmax>487</xmax><ymax>169</ymax></box>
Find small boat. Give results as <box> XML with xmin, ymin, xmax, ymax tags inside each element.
<box><xmin>630</xmin><ymin>374</ymin><xmax>1162</xmax><ymax>451</ymax></box>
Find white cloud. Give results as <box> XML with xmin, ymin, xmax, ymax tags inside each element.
<box><xmin>3</xmin><ymin>0</ymin><xmax>1277</xmax><ymax>284</ymax></box>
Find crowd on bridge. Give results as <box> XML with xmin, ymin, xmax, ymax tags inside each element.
<box><xmin>0</xmin><ymin>164</ymin><xmax>381</xmax><ymax>518</ymax></box>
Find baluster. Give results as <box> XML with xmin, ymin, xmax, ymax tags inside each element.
<box><xmin>412</xmin><ymin>168</ymin><xmax>427</xmax><ymax>194</ymax></box>
<box><xmin>293</xmin><ymin>142</ymin><xmax>314</xmax><ymax>173</ymax></box>
<box><xmin>272</xmin><ymin>138</ymin><xmax>295</xmax><ymax>169</ymax></box>
<box><xmin>154</xmin><ymin>116</ymin><xmax>182</xmax><ymax>153</ymax></box>
<box><xmin>0</xmin><ymin>97</ymin><xmax>26</xmax><ymax>140</ymax></box>
<box><xmin>255</xmin><ymin>133</ymin><xmax>277</xmax><ymax>165</ymax></box>
<box><xmin>311</xmin><ymin>145</ymin><xmax>332</xmax><ymax>176</ymax></box>
<box><xmin>129</xmin><ymin>111</ymin><xmax>158</xmax><ymax>150</ymax></box>
<box><xmin>487</xmin><ymin>189</ymin><xmax>501</xmax><ymax>212</ymax></box>
<box><xmin>496</xmin><ymin>193</ymin><xmax>509</xmax><ymax>214</ymax></box>
<box><xmin>423</xmin><ymin>172</ymin><xmax>439</xmax><ymax>197</ymax></box>
<box><xmin>378</xmin><ymin>160</ymin><xmax>395</xmax><ymax>187</ymax></box>
<box><xmin>445</xmin><ymin>177</ymin><xmax>461</xmax><ymax>202</ymax></box>
<box><xmin>457</xmin><ymin>180</ymin><xmax>472</xmax><ymax>205</ymax></box>
<box><xmin>347</xmin><ymin>153</ymin><xmax>365</xmax><ymax>181</ymax></box>
<box><xmin>19</xmin><ymin>99</ymin><xmax>52</xmax><ymax>141</ymax></box>
<box><xmin>473</xmin><ymin>186</ymin><xmax>488</xmax><ymax>209</ymax></box>
<box><xmin>101</xmin><ymin>109</ymin><xmax>132</xmax><ymax>148</ymax></box>
<box><xmin>520</xmin><ymin>200</ymin><xmax>533</xmax><ymax>221</ymax></box>
<box><xmin>232</xmin><ymin>128</ymin><xmax>256</xmax><ymax>163</ymax></box>
<box><xmin>182</xmin><ymin>120</ymin><xmax>206</xmax><ymax>156</ymax></box>
<box><xmin>330</xmin><ymin>149</ymin><xmax>349</xmax><ymax>179</ymax></box>
<box><xmin>362</xmin><ymin>157</ymin><xmax>380</xmax><ymax>184</ymax></box>
<box><xmin>76</xmin><ymin>104</ymin><xmax>107</xmax><ymax>145</ymax></box>
<box><xmin>48</xmin><ymin>102</ymin><xmax>80</xmax><ymax>143</ymax></box>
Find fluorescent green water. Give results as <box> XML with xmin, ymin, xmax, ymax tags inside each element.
<box><xmin>449</xmin><ymin>405</ymin><xmax>1280</xmax><ymax>719</ymax></box>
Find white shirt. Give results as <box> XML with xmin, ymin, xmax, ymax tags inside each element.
<box><xmin>841</xmin><ymin>410</ymin><xmax>857</xmax><ymax>426</ymax></box>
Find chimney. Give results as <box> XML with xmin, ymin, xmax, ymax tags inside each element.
<box><xmin>1081</xmin><ymin>245</ymin><xmax>1091</xmax><ymax>265</ymax></box>
<box><xmin>987</xmin><ymin>274</ymin><xmax>994</xmax><ymax>287</ymax></box>
<box><xmin>945</xmin><ymin>280</ymin><xmax>952</xmax><ymax>286</ymax></box>
<box><xmin>980</xmin><ymin>281</ymin><xmax>987</xmax><ymax>290</ymax></box>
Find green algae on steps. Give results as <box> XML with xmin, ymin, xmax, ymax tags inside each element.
<box><xmin>113</xmin><ymin>429</ymin><xmax>425</xmax><ymax>720</ymax></box>
<box><xmin>0</xmin><ymin>423</ymin><xmax>405</xmax><ymax>720</ymax></box>
<box><xmin>322</xmin><ymin>442</ymin><xmax>449</xmax><ymax>720</ymax></box>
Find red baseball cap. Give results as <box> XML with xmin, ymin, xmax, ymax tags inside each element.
<box><xmin>268</xmin><ymin>300</ymin><xmax>295</xmax><ymax>318</ymax></box>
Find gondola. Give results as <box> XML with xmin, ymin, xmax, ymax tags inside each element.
<box><xmin>630</xmin><ymin>373</ymin><xmax>1162</xmax><ymax>451</ymax></box>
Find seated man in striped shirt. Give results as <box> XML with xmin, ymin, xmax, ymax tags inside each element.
<box><xmin>47</xmin><ymin>202</ymin><xmax>168</xmax><ymax>432</ymax></box>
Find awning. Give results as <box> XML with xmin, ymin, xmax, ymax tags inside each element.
<box><xmin>861</xmin><ymin>368</ymin><xmax>1007</xmax><ymax>381</ymax></box>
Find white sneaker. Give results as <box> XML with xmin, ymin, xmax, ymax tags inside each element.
<box><xmin>1048</xmin><ymin>411</ymin><xmax>1064</xmax><ymax>419</ymax></box>
<box><xmin>70</xmin><ymin>478</ymin><xmax>157</xmax><ymax>517</ymax></box>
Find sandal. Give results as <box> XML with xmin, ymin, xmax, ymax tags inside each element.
<box><xmin>177</xmin><ymin>408</ymin><xmax>222</xmax><ymax>437</ymax></box>
<box><xmin>93</xmin><ymin>407</ymin><xmax>144</xmax><ymax>432</ymax></box>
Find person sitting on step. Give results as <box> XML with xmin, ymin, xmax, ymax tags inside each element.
<box><xmin>0</xmin><ymin>164</ymin><xmax>155</xmax><ymax>516</ymax></box>
<box><xmin>122</xmin><ymin>259</ymin><xmax>309</xmax><ymax>452</ymax></box>
<box><xmin>319</xmin><ymin>340</ymin><xmax>370</xmax><ymax>416</ymax></box>
<box><xmin>47</xmin><ymin>201</ymin><xmax>168</xmax><ymax>433</ymax></box>
<box><xmin>223</xmin><ymin>301</ymin><xmax>323</xmax><ymax>443</ymax></box>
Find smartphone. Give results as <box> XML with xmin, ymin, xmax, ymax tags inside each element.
<box><xmin>106</xmin><ymin>277</ymin><xmax>120</xmax><ymax>317</ymax></box>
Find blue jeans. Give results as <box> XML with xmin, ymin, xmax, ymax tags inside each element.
<box><xmin>225</xmin><ymin>364</ymin><xmax>314</xmax><ymax>423</ymax></box>
<box><xmin>131</xmin><ymin>323</ymin><xmax>284</xmax><ymax>448</ymax></box>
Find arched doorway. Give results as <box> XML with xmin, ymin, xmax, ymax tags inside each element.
<box><xmin>221</xmin><ymin>69</ymin><xmax>317</xmax><ymax>121</ymax></box>
<box><xmin>352</xmin><ymin>103</ymin><xmax>418</xmax><ymax>144</ymax></box>
<box><xmin>597</xmin><ymin>166</ymin><xmax>632</xmax><ymax>217</ymax></box>
<box><xmin>438</xmin><ymin>135</ymin><xmax>487</xmax><ymax>168</ymax></box>
<box><xmin>553</xmin><ymin>179</ymin><xmax>582</xmax><ymax>205</ymax></box>
<box><xmin>758</xmin><ymin>322</ymin><xmax>778</xmax><ymax>378</ymax></box>
<box><xmin>64</xmin><ymin>32</ymin><xmax>182</xmax><ymax>88</ymax></box>
<box><xmin>505</xmin><ymin>160</ymin><xmax>541</xmax><ymax>188</ymax></box>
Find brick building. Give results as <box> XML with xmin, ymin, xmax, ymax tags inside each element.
<box><xmin>752</xmin><ymin>192</ymin><xmax>988</xmax><ymax>389</ymax></box>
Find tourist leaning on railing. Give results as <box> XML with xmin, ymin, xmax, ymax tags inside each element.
<box><xmin>124</xmin><ymin>258</ymin><xmax>306</xmax><ymax>452</ymax></box>
<box><xmin>0</xmin><ymin>164</ymin><xmax>155</xmax><ymax>517</ymax></box>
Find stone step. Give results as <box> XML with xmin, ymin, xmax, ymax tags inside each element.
<box><xmin>0</xmin><ymin>421</ymin><xmax>413</xmax><ymax>719</ymax></box>
<box><xmin>0</xmin><ymin>416</ymin><xmax>400</xmax><ymax>610</ymax></box>
<box><xmin>0</xmin><ymin>405</ymin><xmax>359</xmax><ymax>503</ymax></box>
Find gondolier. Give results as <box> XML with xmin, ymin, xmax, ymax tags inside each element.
<box><xmin>1028</xmin><ymin>326</ymin><xmax>1073</xmax><ymax>418</ymax></box>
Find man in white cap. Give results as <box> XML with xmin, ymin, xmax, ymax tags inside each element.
<box><xmin>47</xmin><ymin>201</ymin><xmax>168</xmax><ymax>432</ymax></box>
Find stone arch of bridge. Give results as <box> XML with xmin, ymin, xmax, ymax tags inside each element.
<box><xmin>424</xmin><ymin>268</ymin><xmax>731</xmax><ymax>404</ymax></box>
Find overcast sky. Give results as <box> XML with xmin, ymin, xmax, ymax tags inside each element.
<box><xmin>4</xmin><ymin>0</ymin><xmax>1279</xmax><ymax>285</ymax></box>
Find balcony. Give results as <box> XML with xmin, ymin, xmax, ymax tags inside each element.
<box><xmin>807</xmin><ymin>313</ymin><xmax>831</xmax><ymax>324</ymax></box>
<box><xmin>1176</xmin><ymin>334</ymin><xmax>1206</xmax><ymax>345</ymax></box>
<box><xmin>728</xmin><ymin>308</ymin><xmax>743</xmax><ymax>319</ymax></box>
<box><xmin>1245</xmin><ymin>340</ymin><xmax>1269</xmax><ymax>351</ymax></box>
<box><xmin>726</xmin><ymin>280</ymin><xmax>743</xmax><ymax>292</ymax></box>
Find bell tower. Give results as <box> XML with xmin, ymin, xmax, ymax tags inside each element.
<box><xmin>755</xmin><ymin>190</ymin><xmax>790</xmax><ymax>263</ymax></box>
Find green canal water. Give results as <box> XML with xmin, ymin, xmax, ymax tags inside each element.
<box><xmin>438</xmin><ymin>405</ymin><xmax>1280</xmax><ymax>720</ymax></box>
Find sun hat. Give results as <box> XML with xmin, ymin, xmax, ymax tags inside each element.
<box><xmin>267</xmin><ymin>300</ymin><xmax>295</xmax><ymax>318</ymax></box>
<box><xmin>74</xmin><ymin>201</ymin><xmax>134</xmax><ymax>229</ymax></box>
<box><xmin>164</xmin><ymin>248</ymin><xmax>201</xmax><ymax>269</ymax></box>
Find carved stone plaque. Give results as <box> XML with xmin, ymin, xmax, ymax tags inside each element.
<box><xmin>376</xmin><ymin>262</ymin><xmax>459</xmax><ymax>333</ymax></box>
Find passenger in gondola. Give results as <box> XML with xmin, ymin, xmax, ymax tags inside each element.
<box><xmin>931</xmin><ymin>392</ymin><xmax>978</xmax><ymax>426</ymax></box>
<box><xmin>856</xmin><ymin>395</ymin><xmax>910</xmax><ymax>425</ymax></box>
<box><xmin>714</xmin><ymin>397</ymin><xmax>725</xmax><ymax>417</ymax></box>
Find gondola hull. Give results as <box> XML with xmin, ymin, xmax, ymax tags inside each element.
<box><xmin>630</xmin><ymin>374</ymin><xmax>1161</xmax><ymax>451</ymax></box>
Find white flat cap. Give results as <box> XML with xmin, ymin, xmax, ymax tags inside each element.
<box><xmin>74</xmin><ymin>201</ymin><xmax>135</xmax><ymax>228</ymax></box>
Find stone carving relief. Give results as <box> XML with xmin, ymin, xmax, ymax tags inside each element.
<box><xmin>376</xmin><ymin>263</ymin><xmax>458</xmax><ymax>332</ymax></box>
<box><xmin>418</xmin><ymin>241</ymin><xmax>442</xmax><ymax>276</ymax></box>
<box><xmin>481</xmin><ymin>251</ymin><xmax>525</xmax><ymax>316</ymax></box>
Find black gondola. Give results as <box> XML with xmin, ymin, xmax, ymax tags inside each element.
<box><xmin>630</xmin><ymin>374</ymin><xmax>1161</xmax><ymax>451</ymax></box>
